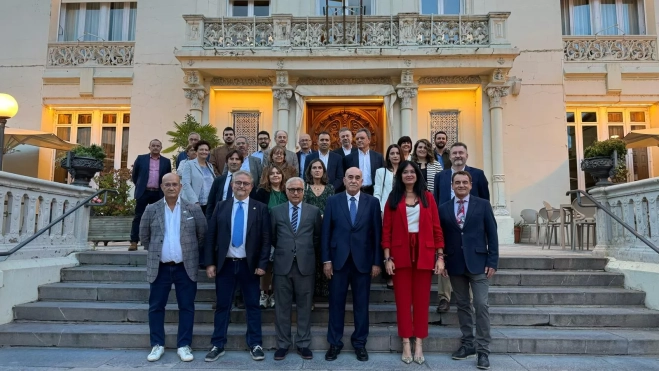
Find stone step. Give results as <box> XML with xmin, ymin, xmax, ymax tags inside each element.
<box><xmin>0</xmin><ymin>322</ymin><xmax>657</xmax><ymax>355</ymax></box>
<box><xmin>14</xmin><ymin>301</ymin><xmax>659</xmax><ymax>328</ymax></box>
<box><xmin>76</xmin><ymin>251</ymin><xmax>609</xmax><ymax>271</ymax></box>
<box><xmin>38</xmin><ymin>282</ymin><xmax>646</xmax><ymax>306</ymax></box>
<box><xmin>60</xmin><ymin>266</ymin><xmax>625</xmax><ymax>287</ymax></box>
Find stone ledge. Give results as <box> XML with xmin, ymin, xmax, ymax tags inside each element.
<box><xmin>606</xmin><ymin>258</ymin><xmax>659</xmax><ymax>310</ymax></box>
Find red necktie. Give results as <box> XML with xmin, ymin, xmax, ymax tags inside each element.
<box><xmin>456</xmin><ymin>199</ymin><xmax>466</xmax><ymax>228</ymax></box>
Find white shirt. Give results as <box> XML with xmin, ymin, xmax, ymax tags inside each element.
<box><xmin>227</xmin><ymin>197</ymin><xmax>250</xmax><ymax>258</ymax></box>
<box><xmin>454</xmin><ymin>194</ymin><xmax>470</xmax><ymax>223</ymax></box>
<box><xmin>161</xmin><ymin>197</ymin><xmax>182</xmax><ymax>264</ymax></box>
<box><xmin>346</xmin><ymin>191</ymin><xmax>360</xmax><ymax>212</ymax></box>
<box><xmin>318</xmin><ymin>151</ymin><xmax>330</xmax><ymax>168</ymax></box>
<box><xmin>222</xmin><ymin>172</ymin><xmax>234</xmax><ymax>201</ymax></box>
<box><xmin>342</xmin><ymin>146</ymin><xmax>353</xmax><ymax>156</ymax></box>
<box><xmin>450</xmin><ymin>166</ymin><xmax>467</xmax><ymax>200</ymax></box>
<box><xmin>406</xmin><ymin>204</ymin><xmax>420</xmax><ymax>233</ymax></box>
<box><xmin>358</xmin><ymin>150</ymin><xmax>372</xmax><ymax>186</ymax></box>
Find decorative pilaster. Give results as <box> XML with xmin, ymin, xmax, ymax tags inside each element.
<box><xmin>183</xmin><ymin>71</ymin><xmax>206</xmax><ymax>122</ymax></box>
<box><xmin>272</xmin><ymin>70</ymin><xmax>295</xmax><ymax>148</ymax></box>
<box><xmin>396</xmin><ymin>70</ymin><xmax>418</xmax><ymax>138</ymax></box>
<box><xmin>485</xmin><ymin>84</ymin><xmax>511</xmax><ymax>217</ymax></box>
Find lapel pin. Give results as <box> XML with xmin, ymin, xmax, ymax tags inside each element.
<box><xmin>253</xmin><ymin>207</ymin><xmax>256</xmax><ymax>210</ymax></box>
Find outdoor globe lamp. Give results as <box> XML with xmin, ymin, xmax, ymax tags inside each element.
<box><xmin>0</xmin><ymin>93</ymin><xmax>19</xmax><ymax>170</ymax></box>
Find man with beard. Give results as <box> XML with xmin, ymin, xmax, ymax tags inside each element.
<box><xmin>209</xmin><ymin>127</ymin><xmax>236</xmax><ymax>176</ymax></box>
<box><xmin>432</xmin><ymin>142</ymin><xmax>489</xmax><ymax>314</ymax></box>
<box><xmin>433</xmin><ymin>131</ymin><xmax>452</xmax><ymax>170</ymax></box>
<box><xmin>333</xmin><ymin>127</ymin><xmax>358</xmax><ymax>159</ymax></box>
<box><xmin>251</xmin><ymin>131</ymin><xmax>270</xmax><ymax>164</ymax></box>
<box><xmin>226</xmin><ymin>136</ymin><xmax>263</xmax><ymax>187</ymax></box>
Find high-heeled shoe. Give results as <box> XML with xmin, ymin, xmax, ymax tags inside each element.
<box><xmin>413</xmin><ymin>339</ymin><xmax>425</xmax><ymax>365</ymax></box>
<box><xmin>401</xmin><ymin>340</ymin><xmax>412</xmax><ymax>364</ymax></box>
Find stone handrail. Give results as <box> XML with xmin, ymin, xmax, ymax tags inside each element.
<box><xmin>590</xmin><ymin>178</ymin><xmax>659</xmax><ymax>264</ymax></box>
<box><xmin>183</xmin><ymin>12</ymin><xmax>510</xmax><ymax>49</ymax></box>
<box><xmin>0</xmin><ymin>172</ymin><xmax>95</xmax><ymax>260</ymax></box>
<box><xmin>47</xmin><ymin>42</ymin><xmax>135</xmax><ymax>66</ymax></box>
<box><xmin>563</xmin><ymin>35</ymin><xmax>658</xmax><ymax>61</ymax></box>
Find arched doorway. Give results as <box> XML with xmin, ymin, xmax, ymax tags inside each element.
<box><xmin>306</xmin><ymin>103</ymin><xmax>384</xmax><ymax>153</ymax></box>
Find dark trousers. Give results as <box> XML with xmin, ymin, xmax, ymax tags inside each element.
<box><xmin>274</xmin><ymin>260</ymin><xmax>314</xmax><ymax>349</ymax></box>
<box><xmin>450</xmin><ymin>273</ymin><xmax>492</xmax><ymax>354</ymax></box>
<box><xmin>131</xmin><ymin>190</ymin><xmax>163</xmax><ymax>242</ymax></box>
<box><xmin>327</xmin><ymin>255</ymin><xmax>371</xmax><ymax>349</ymax></box>
<box><xmin>148</xmin><ymin>262</ymin><xmax>197</xmax><ymax>348</ymax></box>
<box><xmin>211</xmin><ymin>259</ymin><xmax>262</xmax><ymax>348</ymax></box>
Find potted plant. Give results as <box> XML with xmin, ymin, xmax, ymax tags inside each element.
<box><xmin>88</xmin><ymin>168</ymin><xmax>136</xmax><ymax>247</ymax></box>
<box><xmin>162</xmin><ymin>114</ymin><xmax>220</xmax><ymax>162</ymax></box>
<box><xmin>60</xmin><ymin>144</ymin><xmax>106</xmax><ymax>187</ymax></box>
<box><xmin>580</xmin><ymin>138</ymin><xmax>627</xmax><ymax>187</ymax></box>
<box><xmin>514</xmin><ymin>220</ymin><xmax>524</xmax><ymax>244</ymax></box>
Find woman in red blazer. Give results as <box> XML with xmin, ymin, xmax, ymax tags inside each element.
<box><xmin>382</xmin><ymin>161</ymin><xmax>445</xmax><ymax>365</ymax></box>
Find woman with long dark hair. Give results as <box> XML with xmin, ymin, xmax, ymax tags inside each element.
<box><xmin>412</xmin><ymin>139</ymin><xmax>441</xmax><ymax>192</ymax></box>
<box><xmin>382</xmin><ymin>161</ymin><xmax>444</xmax><ymax>365</ymax></box>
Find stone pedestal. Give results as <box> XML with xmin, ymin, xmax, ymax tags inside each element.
<box><xmin>496</xmin><ymin>215</ymin><xmax>515</xmax><ymax>245</ymax></box>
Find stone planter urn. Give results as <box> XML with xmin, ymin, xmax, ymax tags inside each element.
<box><xmin>580</xmin><ymin>156</ymin><xmax>614</xmax><ymax>187</ymax></box>
<box><xmin>60</xmin><ymin>155</ymin><xmax>104</xmax><ymax>187</ymax></box>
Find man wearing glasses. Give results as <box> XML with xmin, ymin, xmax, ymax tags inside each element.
<box><xmin>203</xmin><ymin>171</ymin><xmax>271</xmax><ymax>362</ymax></box>
<box><xmin>270</xmin><ymin>177</ymin><xmax>322</xmax><ymax>361</ymax></box>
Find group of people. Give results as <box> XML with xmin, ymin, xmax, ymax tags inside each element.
<box><xmin>132</xmin><ymin>126</ymin><xmax>498</xmax><ymax>370</ymax></box>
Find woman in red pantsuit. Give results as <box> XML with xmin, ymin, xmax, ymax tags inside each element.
<box><xmin>382</xmin><ymin>161</ymin><xmax>445</xmax><ymax>365</ymax></box>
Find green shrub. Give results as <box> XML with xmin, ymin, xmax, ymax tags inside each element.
<box><xmin>90</xmin><ymin>168</ymin><xmax>136</xmax><ymax>216</ymax></box>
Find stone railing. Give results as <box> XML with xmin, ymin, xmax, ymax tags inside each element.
<box><xmin>0</xmin><ymin>172</ymin><xmax>95</xmax><ymax>260</ymax></box>
<box><xmin>47</xmin><ymin>42</ymin><xmax>135</xmax><ymax>67</ymax></box>
<box><xmin>590</xmin><ymin>178</ymin><xmax>659</xmax><ymax>264</ymax></box>
<box><xmin>183</xmin><ymin>12</ymin><xmax>510</xmax><ymax>49</ymax></box>
<box><xmin>563</xmin><ymin>36</ymin><xmax>658</xmax><ymax>61</ymax></box>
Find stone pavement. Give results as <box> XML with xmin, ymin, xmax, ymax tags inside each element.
<box><xmin>0</xmin><ymin>348</ymin><xmax>658</xmax><ymax>371</ymax></box>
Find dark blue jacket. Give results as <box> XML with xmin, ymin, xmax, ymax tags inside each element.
<box><xmin>342</xmin><ymin>150</ymin><xmax>384</xmax><ymax>186</ymax></box>
<box><xmin>321</xmin><ymin>192</ymin><xmax>382</xmax><ymax>273</ymax></box>
<box><xmin>131</xmin><ymin>154</ymin><xmax>172</xmax><ymax>200</ymax></box>
<box><xmin>176</xmin><ymin>151</ymin><xmax>187</xmax><ymax>169</ymax></box>
<box><xmin>303</xmin><ymin>151</ymin><xmax>345</xmax><ymax>191</ymax></box>
<box><xmin>296</xmin><ymin>150</ymin><xmax>317</xmax><ymax>176</ymax></box>
<box><xmin>433</xmin><ymin>166</ymin><xmax>489</xmax><ymax>207</ymax></box>
<box><xmin>438</xmin><ymin>196</ymin><xmax>499</xmax><ymax>275</ymax></box>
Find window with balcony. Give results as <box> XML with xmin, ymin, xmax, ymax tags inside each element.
<box><xmin>561</xmin><ymin>0</ymin><xmax>645</xmax><ymax>35</ymax></box>
<box><xmin>319</xmin><ymin>0</ymin><xmax>373</xmax><ymax>15</ymax></box>
<box><xmin>229</xmin><ymin>0</ymin><xmax>270</xmax><ymax>16</ymax></box>
<box><xmin>53</xmin><ymin>111</ymin><xmax>130</xmax><ymax>183</ymax></box>
<box><xmin>58</xmin><ymin>1</ymin><xmax>137</xmax><ymax>42</ymax></box>
<box><xmin>421</xmin><ymin>0</ymin><xmax>462</xmax><ymax>14</ymax></box>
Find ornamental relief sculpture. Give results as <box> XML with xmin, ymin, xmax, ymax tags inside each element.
<box><xmin>486</xmin><ymin>86</ymin><xmax>509</xmax><ymax>108</ymax></box>
<box><xmin>397</xmin><ymin>87</ymin><xmax>418</xmax><ymax>109</ymax></box>
<box><xmin>296</xmin><ymin>77</ymin><xmax>393</xmax><ymax>85</ymax></box>
<box><xmin>563</xmin><ymin>37</ymin><xmax>658</xmax><ymax>61</ymax></box>
<box><xmin>210</xmin><ymin>77</ymin><xmax>273</xmax><ymax>86</ymax></box>
<box><xmin>48</xmin><ymin>44</ymin><xmax>134</xmax><ymax>67</ymax></box>
<box><xmin>184</xmin><ymin>88</ymin><xmax>206</xmax><ymax>110</ymax></box>
<box><xmin>273</xmin><ymin>88</ymin><xmax>293</xmax><ymax>110</ymax></box>
<box><xmin>418</xmin><ymin>76</ymin><xmax>482</xmax><ymax>85</ymax></box>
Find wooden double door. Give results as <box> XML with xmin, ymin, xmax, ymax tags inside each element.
<box><xmin>305</xmin><ymin>103</ymin><xmax>384</xmax><ymax>153</ymax></box>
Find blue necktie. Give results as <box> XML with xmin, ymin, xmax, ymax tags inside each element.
<box><xmin>291</xmin><ymin>205</ymin><xmax>299</xmax><ymax>233</ymax></box>
<box><xmin>232</xmin><ymin>201</ymin><xmax>244</xmax><ymax>247</ymax></box>
<box><xmin>350</xmin><ymin>197</ymin><xmax>357</xmax><ymax>226</ymax></box>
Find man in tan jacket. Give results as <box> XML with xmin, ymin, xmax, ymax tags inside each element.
<box><xmin>208</xmin><ymin>127</ymin><xmax>236</xmax><ymax>176</ymax></box>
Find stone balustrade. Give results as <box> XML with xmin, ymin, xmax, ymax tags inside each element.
<box><xmin>47</xmin><ymin>42</ymin><xmax>135</xmax><ymax>67</ymax></box>
<box><xmin>183</xmin><ymin>12</ymin><xmax>510</xmax><ymax>49</ymax></box>
<box><xmin>0</xmin><ymin>172</ymin><xmax>95</xmax><ymax>260</ymax></box>
<box><xmin>563</xmin><ymin>36</ymin><xmax>658</xmax><ymax>61</ymax></box>
<box><xmin>590</xmin><ymin>177</ymin><xmax>659</xmax><ymax>264</ymax></box>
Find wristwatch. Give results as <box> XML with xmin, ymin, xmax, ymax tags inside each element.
<box><xmin>383</xmin><ymin>257</ymin><xmax>394</xmax><ymax>264</ymax></box>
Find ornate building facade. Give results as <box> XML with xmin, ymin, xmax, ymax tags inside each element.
<box><xmin>1</xmin><ymin>0</ymin><xmax>658</xmax><ymax>242</ymax></box>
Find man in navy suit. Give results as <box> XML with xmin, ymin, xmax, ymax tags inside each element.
<box><xmin>342</xmin><ymin>128</ymin><xmax>384</xmax><ymax>195</ymax></box>
<box><xmin>438</xmin><ymin>171</ymin><xmax>498</xmax><ymax>370</ymax></box>
<box><xmin>332</xmin><ymin>127</ymin><xmax>358</xmax><ymax>159</ymax></box>
<box><xmin>296</xmin><ymin>133</ymin><xmax>316</xmax><ymax>176</ymax></box>
<box><xmin>304</xmin><ymin>131</ymin><xmax>344</xmax><ymax>191</ymax></box>
<box><xmin>203</xmin><ymin>170</ymin><xmax>270</xmax><ymax>362</ymax></box>
<box><xmin>432</xmin><ymin>142</ymin><xmax>489</xmax><ymax>312</ymax></box>
<box><xmin>321</xmin><ymin>167</ymin><xmax>382</xmax><ymax>362</ymax></box>
<box><xmin>129</xmin><ymin>139</ymin><xmax>172</xmax><ymax>251</ymax></box>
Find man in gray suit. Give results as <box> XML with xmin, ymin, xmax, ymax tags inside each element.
<box><xmin>271</xmin><ymin>177</ymin><xmax>322</xmax><ymax>361</ymax></box>
<box><xmin>263</xmin><ymin>130</ymin><xmax>299</xmax><ymax>170</ymax></box>
<box><xmin>139</xmin><ymin>173</ymin><xmax>207</xmax><ymax>363</ymax></box>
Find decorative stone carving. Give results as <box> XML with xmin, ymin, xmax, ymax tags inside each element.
<box><xmin>296</xmin><ymin>77</ymin><xmax>393</xmax><ymax>85</ymax></box>
<box><xmin>418</xmin><ymin>76</ymin><xmax>481</xmax><ymax>85</ymax></box>
<box><xmin>401</xmin><ymin>70</ymin><xmax>414</xmax><ymax>85</ymax></box>
<box><xmin>486</xmin><ymin>86</ymin><xmax>510</xmax><ymax>108</ymax></box>
<box><xmin>493</xmin><ymin>205</ymin><xmax>511</xmax><ymax>216</ymax></box>
<box><xmin>204</xmin><ymin>21</ymin><xmax>274</xmax><ymax>48</ymax></box>
<box><xmin>563</xmin><ymin>36</ymin><xmax>658</xmax><ymax>61</ymax></box>
<box><xmin>183</xmin><ymin>71</ymin><xmax>201</xmax><ymax>86</ymax></box>
<box><xmin>187</xmin><ymin>21</ymin><xmax>201</xmax><ymax>42</ymax></box>
<box><xmin>47</xmin><ymin>43</ymin><xmax>134</xmax><ymax>66</ymax></box>
<box><xmin>273</xmin><ymin>88</ymin><xmax>293</xmax><ymax>110</ymax></box>
<box><xmin>210</xmin><ymin>77</ymin><xmax>273</xmax><ymax>86</ymax></box>
<box><xmin>276</xmin><ymin>71</ymin><xmax>289</xmax><ymax>86</ymax></box>
<box><xmin>492</xmin><ymin>174</ymin><xmax>505</xmax><ymax>182</ymax></box>
<box><xmin>184</xmin><ymin>88</ymin><xmax>206</xmax><ymax>110</ymax></box>
<box><xmin>491</xmin><ymin>68</ymin><xmax>507</xmax><ymax>83</ymax></box>
<box><xmin>397</xmin><ymin>87</ymin><xmax>418</xmax><ymax>110</ymax></box>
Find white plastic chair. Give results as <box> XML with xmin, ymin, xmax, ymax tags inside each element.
<box><xmin>519</xmin><ymin>209</ymin><xmax>538</xmax><ymax>243</ymax></box>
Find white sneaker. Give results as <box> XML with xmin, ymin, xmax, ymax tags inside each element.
<box><xmin>177</xmin><ymin>345</ymin><xmax>194</xmax><ymax>362</ymax></box>
<box><xmin>269</xmin><ymin>294</ymin><xmax>275</xmax><ymax>308</ymax></box>
<box><xmin>259</xmin><ymin>291</ymin><xmax>268</xmax><ymax>309</ymax></box>
<box><xmin>147</xmin><ymin>345</ymin><xmax>164</xmax><ymax>362</ymax></box>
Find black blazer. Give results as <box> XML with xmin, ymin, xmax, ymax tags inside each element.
<box><xmin>433</xmin><ymin>166</ymin><xmax>490</xmax><ymax>207</ymax></box>
<box><xmin>203</xmin><ymin>198</ymin><xmax>271</xmax><ymax>273</ymax></box>
<box><xmin>253</xmin><ymin>187</ymin><xmax>288</xmax><ymax>206</ymax></box>
<box><xmin>342</xmin><ymin>150</ymin><xmax>385</xmax><ymax>186</ymax></box>
<box><xmin>205</xmin><ymin>174</ymin><xmax>230</xmax><ymax>221</ymax></box>
<box><xmin>303</xmin><ymin>151</ymin><xmax>345</xmax><ymax>191</ymax></box>
<box><xmin>438</xmin><ymin>196</ymin><xmax>499</xmax><ymax>276</ymax></box>
<box><xmin>296</xmin><ymin>150</ymin><xmax>317</xmax><ymax>176</ymax></box>
<box><xmin>132</xmin><ymin>154</ymin><xmax>172</xmax><ymax>200</ymax></box>
<box><xmin>332</xmin><ymin>146</ymin><xmax>358</xmax><ymax>159</ymax></box>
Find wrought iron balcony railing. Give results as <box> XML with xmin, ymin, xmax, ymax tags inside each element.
<box><xmin>563</xmin><ymin>36</ymin><xmax>658</xmax><ymax>62</ymax></box>
<box><xmin>47</xmin><ymin>42</ymin><xmax>135</xmax><ymax>67</ymax></box>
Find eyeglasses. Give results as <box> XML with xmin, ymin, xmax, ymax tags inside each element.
<box><xmin>162</xmin><ymin>183</ymin><xmax>180</xmax><ymax>188</ymax></box>
<box><xmin>233</xmin><ymin>181</ymin><xmax>251</xmax><ymax>187</ymax></box>
<box><xmin>287</xmin><ymin>188</ymin><xmax>304</xmax><ymax>194</ymax></box>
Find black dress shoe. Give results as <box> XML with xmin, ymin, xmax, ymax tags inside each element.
<box><xmin>274</xmin><ymin>348</ymin><xmax>289</xmax><ymax>361</ymax></box>
<box><xmin>325</xmin><ymin>345</ymin><xmax>341</xmax><ymax>361</ymax></box>
<box><xmin>477</xmin><ymin>353</ymin><xmax>490</xmax><ymax>369</ymax></box>
<box><xmin>451</xmin><ymin>345</ymin><xmax>476</xmax><ymax>360</ymax></box>
<box><xmin>297</xmin><ymin>347</ymin><xmax>313</xmax><ymax>359</ymax></box>
<box><xmin>354</xmin><ymin>347</ymin><xmax>368</xmax><ymax>362</ymax></box>
<box><xmin>436</xmin><ymin>298</ymin><xmax>450</xmax><ymax>313</ymax></box>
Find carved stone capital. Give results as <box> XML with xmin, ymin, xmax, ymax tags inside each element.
<box><xmin>183</xmin><ymin>71</ymin><xmax>201</xmax><ymax>87</ymax></box>
<box><xmin>273</xmin><ymin>88</ymin><xmax>293</xmax><ymax>110</ymax></box>
<box><xmin>184</xmin><ymin>88</ymin><xmax>206</xmax><ymax>110</ymax></box>
<box><xmin>486</xmin><ymin>85</ymin><xmax>510</xmax><ymax>109</ymax></box>
<box><xmin>397</xmin><ymin>87</ymin><xmax>418</xmax><ymax>109</ymax></box>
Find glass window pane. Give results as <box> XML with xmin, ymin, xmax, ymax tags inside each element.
<box><xmin>421</xmin><ymin>0</ymin><xmax>439</xmax><ymax>14</ymax></box>
<box><xmin>600</xmin><ymin>0</ymin><xmax>618</xmax><ymax>35</ymax></box>
<box><xmin>582</xmin><ymin>126</ymin><xmax>599</xmax><ymax>189</ymax></box>
<box><xmin>128</xmin><ymin>2</ymin><xmax>137</xmax><ymax>41</ymax></box>
<box><xmin>567</xmin><ymin>126</ymin><xmax>578</xmax><ymax>191</ymax></box>
<box><xmin>77</xmin><ymin>127</ymin><xmax>91</xmax><ymax>146</ymax></box>
<box><xmin>109</xmin><ymin>2</ymin><xmax>125</xmax><ymax>41</ymax></box>
<box><xmin>58</xmin><ymin>114</ymin><xmax>72</xmax><ymax>125</ymax></box>
<box><xmin>78</xmin><ymin>114</ymin><xmax>92</xmax><ymax>125</ymax></box>
<box><xmin>103</xmin><ymin>114</ymin><xmax>117</xmax><ymax>124</ymax></box>
<box><xmin>233</xmin><ymin>1</ymin><xmax>248</xmax><ymax>16</ymax></box>
<box><xmin>630</xmin><ymin>112</ymin><xmax>646</xmax><ymax>122</ymax></box>
<box><xmin>121</xmin><ymin>127</ymin><xmax>129</xmax><ymax>168</ymax></box>
<box><xmin>608</xmin><ymin>112</ymin><xmax>623</xmax><ymax>122</ymax></box>
<box><xmin>443</xmin><ymin>0</ymin><xmax>461</xmax><ymax>14</ymax></box>
<box><xmin>83</xmin><ymin>3</ymin><xmax>101</xmax><ymax>41</ymax></box>
<box><xmin>254</xmin><ymin>0</ymin><xmax>270</xmax><ymax>16</ymax></box>
<box><xmin>608</xmin><ymin>125</ymin><xmax>624</xmax><ymax>139</ymax></box>
<box><xmin>567</xmin><ymin>112</ymin><xmax>575</xmax><ymax>123</ymax></box>
<box><xmin>581</xmin><ymin>112</ymin><xmax>597</xmax><ymax>122</ymax></box>
<box><xmin>347</xmin><ymin>0</ymin><xmax>369</xmax><ymax>15</ymax></box>
<box><xmin>561</xmin><ymin>0</ymin><xmax>571</xmax><ymax>35</ymax></box>
<box><xmin>572</xmin><ymin>0</ymin><xmax>592</xmax><ymax>35</ymax></box>
<box><xmin>123</xmin><ymin>113</ymin><xmax>130</xmax><ymax>124</ymax></box>
<box><xmin>621</xmin><ymin>0</ymin><xmax>640</xmax><ymax>35</ymax></box>
<box><xmin>102</xmin><ymin>127</ymin><xmax>117</xmax><ymax>171</ymax></box>
<box><xmin>62</xmin><ymin>3</ymin><xmax>80</xmax><ymax>41</ymax></box>
<box><xmin>54</xmin><ymin>128</ymin><xmax>72</xmax><ymax>184</ymax></box>
<box><xmin>630</xmin><ymin>125</ymin><xmax>649</xmax><ymax>180</ymax></box>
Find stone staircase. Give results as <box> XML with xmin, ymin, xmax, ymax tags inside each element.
<box><xmin>1</xmin><ymin>251</ymin><xmax>659</xmax><ymax>355</ymax></box>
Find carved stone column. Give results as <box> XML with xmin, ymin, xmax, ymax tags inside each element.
<box><xmin>183</xmin><ymin>71</ymin><xmax>206</xmax><ymax>122</ymax></box>
<box><xmin>272</xmin><ymin>71</ymin><xmax>294</xmax><ymax>150</ymax></box>
<box><xmin>396</xmin><ymin>70</ymin><xmax>418</xmax><ymax>138</ymax></box>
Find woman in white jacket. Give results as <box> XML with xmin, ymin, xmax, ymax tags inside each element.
<box><xmin>375</xmin><ymin>144</ymin><xmax>402</xmax><ymax>213</ymax></box>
